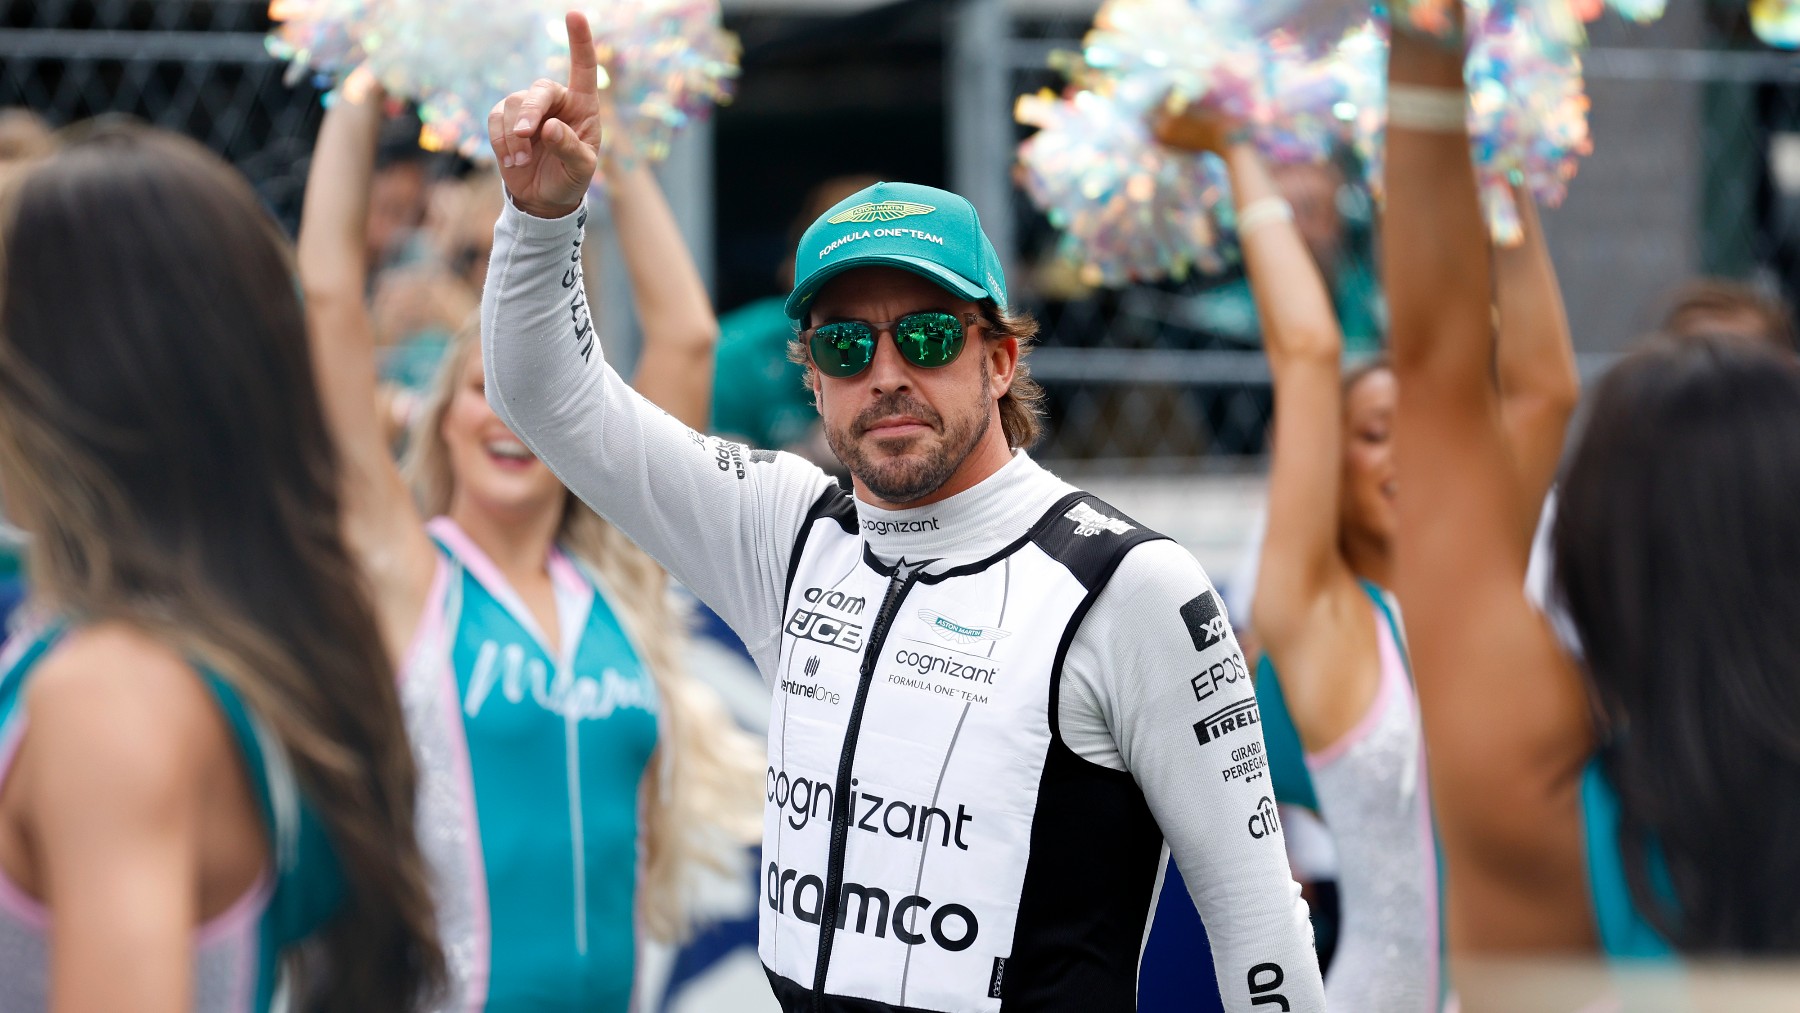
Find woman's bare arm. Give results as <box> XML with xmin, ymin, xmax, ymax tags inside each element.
<box><xmin>1384</xmin><ymin>33</ymin><xmax>1596</xmax><ymax>952</ymax></box>
<box><xmin>23</xmin><ymin>631</ymin><xmax>252</xmax><ymax>1012</ymax></box>
<box><xmin>296</xmin><ymin>82</ymin><xmax>437</xmax><ymax>657</ymax></box>
<box><xmin>605</xmin><ymin>159</ymin><xmax>720</xmax><ymax>431</ymax></box>
<box><xmin>1156</xmin><ymin>108</ymin><xmax>1377</xmax><ymax>747</ymax></box>
<box><xmin>1495</xmin><ymin>191</ymin><xmax>1580</xmax><ymax>549</ymax></box>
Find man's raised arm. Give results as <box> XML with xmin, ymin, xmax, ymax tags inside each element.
<box><xmin>480</xmin><ymin>13</ymin><xmax>834</xmax><ymax>669</ymax></box>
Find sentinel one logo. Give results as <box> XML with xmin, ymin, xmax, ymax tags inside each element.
<box><xmin>827</xmin><ymin>200</ymin><xmax>936</xmax><ymax>224</ymax></box>
<box><xmin>1247</xmin><ymin>795</ymin><xmax>1282</xmax><ymax>841</ymax></box>
<box><xmin>917</xmin><ymin>609</ymin><xmax>1010</xmax><ymax>646</ymax></box>
<box><xmin>1194</xmin><ymin>698</ymin><xmax>1260</xmax><ymax>745</ymax></box>
<box><xmin>779</xmin><ymin>656</ymin><xmax>841</xmax><ymax>706</ymax></box>
<box><xmin>1065</xmin><ymin>502</ymin><xmax>1134</xmax><ymax>537</ymax></box>
<box><xmin>766</xmin><ymin>862</ymin><xmax>979</xmax><ymax>952</ymax></box>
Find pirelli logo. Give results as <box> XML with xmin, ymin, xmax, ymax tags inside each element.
<box><xmin>1193</xmin><ymin>698</ymin><xmax>1260</xmax><ymax>745</ymax></box>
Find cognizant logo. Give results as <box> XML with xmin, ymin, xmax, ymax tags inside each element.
<box><xmin>863</xmin><ymin>517</ymin><xmax>940</xmax><ymax>536</ymax></box>
<box><xmin>766</xmin><ymin>768</ymin><xmax>974</xmax><ymax>847</ymax></box>
<box><xmin>893</xmin><ymin>648</ymin><xmax>997</xmax><ymax>684</ymax></box>
<box><xmin>766</xmin><ymin>862</ymin><xmax>980</xmax><ymax>952</ymax></box>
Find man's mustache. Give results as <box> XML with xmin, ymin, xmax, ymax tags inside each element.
<box><xmin>852</xmin><ymin>394</ymin><xmax>942</xmax><ymax>437</ymax></box>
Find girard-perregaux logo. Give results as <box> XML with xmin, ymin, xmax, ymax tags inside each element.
<box><xmin>917</xmin><ymin>609</ymin><xmax>1011</xmax><ymax>646</ymax></box>
<box><xmin>828</xmin><ymin>200</ymin><xmax>937</xmax><ymax>224</ymax></box>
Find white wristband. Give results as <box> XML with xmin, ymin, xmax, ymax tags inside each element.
<box><xmin>1236</xmin><ymin>197</ymin><xmax>1295</xmax><ymax>234</ymax></box>
<box><xmin>1388</xmin><ymin>84</ymin><xmax>1468</xmax><ymax>133</ymax></box>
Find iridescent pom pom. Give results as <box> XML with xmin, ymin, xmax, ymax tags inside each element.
<box><xmin>1464</xmin><ymin>0</ymin><xmax>1591</xmax><ymax>244</ymax></box>
<box><xmin>267</xmin><ymin>0</ymin><xmax>738</xmax><ymax>171</ymax></box>
<box><xmin>1016</xmin><ymin>88</ymin><xmax>1231</xmax><ymax>287</ymax></box>
<box><xmin>1752</xmin><ymin>0</ymin><xmax>1800</xmax><ymax>48</ymax></box>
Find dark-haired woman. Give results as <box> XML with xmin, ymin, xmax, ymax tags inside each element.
<box><xmin>1157</xmin><ymin>93</ymin><xmax>1578</xmax><ymax>1007</ymax></box>
<box><xmin>0</xmin><ymin>124</ymin><xmax>443</xmax><ymax>1009</ymax></box>
<box><xmin>1386</xmin><ymin>29</ymin><xmax>1800</xmax><ymax>957</ymax></box>
<box><xmin>299</xmin><ymin>82</ymin><xmax>759</xmax><ymax>1010</ymax></box>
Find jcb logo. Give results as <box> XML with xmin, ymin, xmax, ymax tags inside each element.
<box><xmin>787</xmin><ymin>609</ymin><xmax>865</xmax><ymax>652</ymax></box>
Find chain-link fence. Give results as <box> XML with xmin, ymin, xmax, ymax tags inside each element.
<box><xmin>5</xmin><ymin>0</ymin><xmax>1796</xmax><ymax>467</ymax></box>
<box><xmin>0</xmin><ymin>0</ymin><xmax>323</xmax><ymax>226</ymax></box>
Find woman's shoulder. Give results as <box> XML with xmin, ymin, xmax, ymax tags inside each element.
<box><xmin>24</xmin><ymin>622</ymin><xmax>235</xmax><ymax>784</ymax></box>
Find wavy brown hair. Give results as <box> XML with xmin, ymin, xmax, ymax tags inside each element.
<box><xmin>789</xmin><ymin>302</ymin><xmax>1047</xmax><ymax>450</ymax></box>
<box><xmin>0</xmin><ymin>124</ymin><xmax>443</xmax><ymax>1007</ymax></box>
<box><xmin>405</xmin><ymin>329</ymin><xmax>762</xmax><ymax>942</ymax></box>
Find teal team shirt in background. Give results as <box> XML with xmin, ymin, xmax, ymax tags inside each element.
<box><xmin>438</xmin><ymin>538</ymin><xmax>661</xmax><ymax>1011</ymax></box>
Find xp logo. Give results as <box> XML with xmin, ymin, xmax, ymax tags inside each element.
<box><xmin>1194</xmin><ymin>698</ymin><xmax>1260</xmax><ymax>745</ymax></box>
<box><xmin>1247</xmin><ymin>795</ymin><xmax>1282</xmax><ymax>841</ymax></box>
<box><xmin>1181</xmin><ymin>590</ymin><xmax>1227</xmax><ymax>652</ymax></box>
<box><xmin>827</xmin><ymin>200</ymin><xmax>936</xmax><ymax>224</ymax></box>
<box><xmin>1065</xmin><ymin>501</ymin><xmax>1134</xmax><ymax>537</ymax></box>
<box><xmin>786</xmin><ymin>609</ymin><xmax>864</xmax><ymax>652</ymax></box>
<box><xmin>1248</xmin><ymin>963</ymin><xmax>1290</xmax><ymax>1010</ymax></box>
<box><xmin>917</xmin><ymin>609</ymin><xmax>1010</xmax><ymax>646</ymax></box>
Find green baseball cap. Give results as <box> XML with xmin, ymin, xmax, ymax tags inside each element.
<box><xmin>784</xmin><ymin>181</ymin><xmax>1009</xmax><ymax>322</ymax></box>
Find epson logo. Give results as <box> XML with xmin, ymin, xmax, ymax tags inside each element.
<box><xmin>1247</xmin><ymin>795</ymin><xmax>1282</xmax><ymax>841</ymax></box>
<box><xmin>786</xmin><ymin>609</ymin><xmax>864</xmax><ymax>652</ymax></box>
<box><xmin>1190</xmin><ymin>654</ymin><xmax>1249</xmax><ymax>702</ymax></box>
<box><xmin>1194</xmin><ymin>698</ymin><xmax>1260</xmax><ymax>745</ymax></box>
<box><xmin>1181</xmin><ymin>591</ymin><xmax>1227</xmax><ymax>652</ymax></box>
<box><xmin>766</xmin><ymin>863</ymin><xmax>979</xmax><ymax>952</ymax></box>
<box><xmin>803</xmin><ymin>586</ymin><xmax>866</xmax><ymax>616</ymax></box>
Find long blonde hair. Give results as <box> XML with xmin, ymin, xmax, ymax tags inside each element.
<box><xmin>404</xmin><ymin>327</ymin><xmax>762</xmax><ymax>941</ymax></box>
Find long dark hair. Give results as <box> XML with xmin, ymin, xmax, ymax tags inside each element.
<box><xmin>0</xmin><ymin>123</ymin><xmax>443</xmax><ymax>1006</ymax></box>
<box><xmin>1553</xmin><ymin>334</ymin><xmax>1800</xmax><ymax>953</ymax></box>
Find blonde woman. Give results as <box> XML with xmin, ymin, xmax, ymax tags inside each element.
<box><xmin>299</xmin><ymin>85</ymin><xmax>759</xmax><ymax>1011</ymax></box>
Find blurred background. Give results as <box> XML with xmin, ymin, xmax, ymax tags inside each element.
<box><xmin>3</xmin><ymin>1</ymin><xmax>1796</xmax><ymax>1008</ymax></box>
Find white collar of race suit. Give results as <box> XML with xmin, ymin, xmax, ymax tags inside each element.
<box><xmin>852</xmin><ymin>450</ymin><xmax>1076</xmax><ymax>571</ymax></box>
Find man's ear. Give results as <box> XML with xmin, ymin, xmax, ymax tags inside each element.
<box><xmin>986</xmin><ymin>335</ymin><xmax>1020</xmax><ymax>400</ymax></box>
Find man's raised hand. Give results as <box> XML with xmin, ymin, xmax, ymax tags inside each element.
<box><xmin>488</xmin><ymin>11</ymin><xmax>603</xmax><ymax>220</ymax></box>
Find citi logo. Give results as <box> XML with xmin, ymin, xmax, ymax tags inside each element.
<box><xmin>917</xmin><ymin>609</ymin><xmax>1010</xmax><ymax>646</ymax></box>
<box><xmin>786</xmin><ymin>609</ymin><xmax>864</xmax><ymax>652</ymax></box>
<box><xmin>1247</xmin><ymin>795</ymin><xmax>1282</xmax><ymax>841</ymax></box>
<box><xmin>766</xmin><ymin>862</ymin><xmax>978</xmax><ymax>952</ymax></box>
<box><xmin>1194</xmin><ymin>698</ymin><xmax>1260</xmax><ymax>745</ymax></box>
<box><xmin>1065</xmin><ymin>501</ymin><xmax>1134</xmax><ymax>537</ymax></box>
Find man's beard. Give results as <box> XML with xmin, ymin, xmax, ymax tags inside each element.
<box><xmin>825</xmin><ymin>371</ymin><xmax>993</xmax><ymax>505</ymax></box>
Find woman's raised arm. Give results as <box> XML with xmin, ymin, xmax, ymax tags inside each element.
<box><xmin>1495</xmin><ymin>191</ymin><xmax>1580</xmax><ymax>548</ymax></box>
<box><xmin>296</xmin><ymin>82</ymin><xmax>437</xmax><ymax>657</ymax></box>
<box><xmin>1383</xmin><ymin>33</ymin><xmax>1596</xmax><ymax>951</ymax></box>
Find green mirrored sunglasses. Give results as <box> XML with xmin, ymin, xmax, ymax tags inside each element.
<box><xmin>803</xmin><ymin>310</ymin><xmax>982</xmax><ymax>379</ymax></box>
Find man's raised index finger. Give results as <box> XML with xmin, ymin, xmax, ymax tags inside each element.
<box><xmin>565</xmin><ymin>11</ymin><xmax>599</xmax><ymax>96</ymax></box>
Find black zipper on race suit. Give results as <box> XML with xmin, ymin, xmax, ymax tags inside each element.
<box><xmin>809</xmin><ymin>559</ymin><xmax>928</xmax><ymax>1010</ymax></box>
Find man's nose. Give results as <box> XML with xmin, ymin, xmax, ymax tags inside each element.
<box><xmin>865</xmin><ymin>331</ymin><xmax>914</xmax><ymax>395</ymax></box>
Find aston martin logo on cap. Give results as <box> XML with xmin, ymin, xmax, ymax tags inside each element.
<box><xmin>828</xmin><ymin>201</ymin><xmax>937</xmax><ymax>225</ymax></box>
